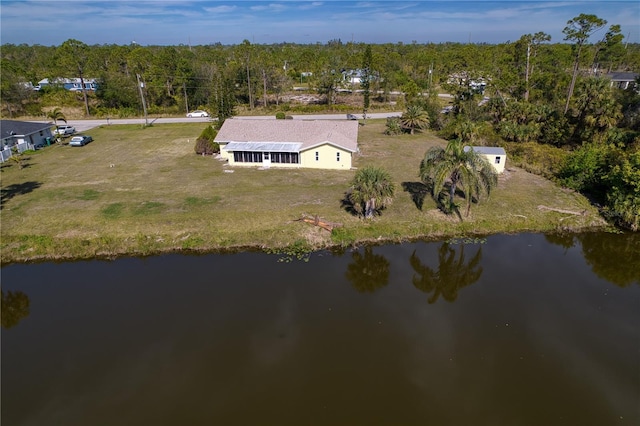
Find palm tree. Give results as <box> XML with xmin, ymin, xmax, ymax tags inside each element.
<box><xmin>419</xmin><ymin>139</ymin><xmax>497</xmax><ymax>217</ymax></box>
<box><xmin>347</xmin><ymin>165</ymin><xmax>396</xmax><ymax>219</ymax></box>
<box><xmin>400</xmin><ymin>104</ymin><xmax>429</xmax><ymax>134</ymax></box>
<box><xmin>47</xmin><ymin>107</ymin><xmax>67</xmax><ymax>126</ymax></box>
<box><xmin>453</xmin><ymin>119</ymin><xmax>480</xmax><ymax>144</ymax></box>
<box><xmin>572</xmin><ymin>77</ymin><xmax>623</xmax><ymax>143</ymax></box>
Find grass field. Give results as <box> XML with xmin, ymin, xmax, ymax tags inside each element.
<box><xmin>0</xmin><ymin>120</ymin><xmax>608</xmax><ymax>263</ymax></box>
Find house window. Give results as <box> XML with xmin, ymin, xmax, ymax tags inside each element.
<box><xmin>233</xmin><ymin>151</ymin><xmax>263</xmax><ymax>163</ymax></box>
<box><xmin>271</xmin><ymin>152</ymin><xmax>299</xmax><ymax>164</ymax></box>
<box><xmin>315</xmin><ymin>151</ymin><xmax>319</xmax><ymax>161</ymax></box>
<box><xmin>495</xmin><ymin>156</ymin><xmax>501</xmax><ymax>164</ymax></box>
<box><xmin>336</xmin><ymin>152</ymin><xmax>340</xmax><ymax>162</ymax></box>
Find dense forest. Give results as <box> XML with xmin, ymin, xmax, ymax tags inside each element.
<box><xmin>1</xmin><ymin>14</ymin><xmax>638</xmax><ymax>230</ymax></box>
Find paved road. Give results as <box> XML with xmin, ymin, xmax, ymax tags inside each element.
<box><xmin>47</xmin><ymin>112</ymin><xmax>402</xmax><ymax>133</ymax></box>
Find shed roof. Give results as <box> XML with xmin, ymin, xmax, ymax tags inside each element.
<box><xmin>464</xmin><ymin>146</ymin><xmax>506</xmax><ymax>156</ymax></box>
<box><xmin>215</xmin><ymin>119</ymin><xmax>359</xmax><ymax>153</ymax></box>
<box><xmin>0</xmin><ymin>120</ymin><xmax>52</xmax><ymax>139</ymax></box>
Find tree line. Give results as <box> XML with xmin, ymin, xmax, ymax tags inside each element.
<box><xmin>1</xmin><ymin>14</ymin><xmax>638</xmax><ymax>230</ymax></box>
<box><xmin>2</xmin><ymin>20</ymin><xmax>639</xmax><ymax>119</ymax></box>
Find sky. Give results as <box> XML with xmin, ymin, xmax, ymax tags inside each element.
<box><xmin>1</xmin><ymin>0</ymin><xmax>639</xmax><ymax>46</ymax></box>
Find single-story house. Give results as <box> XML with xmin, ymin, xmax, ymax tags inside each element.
<box><xmin>215</xmin><ymin>119</ymin><xmax>359</xmax><ymax>170</ymax></box>
<box><xmin>0</xmin><ymin>120</ymin><xmax>55</xmax><ymax>161</ymax></box>
<box><xmin>341</xmin><ymin>69</ymin><xmax>381</xmax><ymax>86</ymax></box>
<box><xmin>38</xmin><ymin>78</ymin><xmax>98</xmax><ymax>91</ymax></box>
<box><xmin>464</xmin><ymin>146</ymin><xmax>506</xmax><ymax>174</ymax></box>
<box><xmin>605</xmin><ymin>72</ymin><xmax>638</xmax><ymax>91</ymax></box>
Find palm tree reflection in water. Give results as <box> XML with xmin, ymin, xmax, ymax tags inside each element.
<box><xmin>410</xmin><ymin>242</ymin><xmax>483</xmax><ymax>303</ymax></box>
<box><xmin>345</xmin><ymin>246</ymin><xmax>391</xmax><ymax>293</ymax></box>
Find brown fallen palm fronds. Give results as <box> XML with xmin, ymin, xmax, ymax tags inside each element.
<box><xmin>295</xmin><ymin>214</ymin><xmax>342</xmax><ymax>232</ymax></box>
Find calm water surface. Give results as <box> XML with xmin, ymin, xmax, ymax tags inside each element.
<box><xmin>2</xmin><ymin>232</ymin><xmax>639</xmax><ymax>425</ymax></box>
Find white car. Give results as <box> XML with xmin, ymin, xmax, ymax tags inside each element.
<box><xmin>54</xmin><ymin>125</ymin><xmax>76</xmax><ymax>136</ymax></box>
<box><xmin>187</xmin><ymin>110</ymin><xmax>209</xmax><ymax>118</ymax></box>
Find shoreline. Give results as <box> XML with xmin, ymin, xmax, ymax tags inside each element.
<box><xmin>1</xmin><ymin>222</ymin><xmax>613</xmax><ymax>266</ymax></box>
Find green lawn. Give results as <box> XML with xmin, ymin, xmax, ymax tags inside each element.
<box><xmin>0</xmin><ymin>120</ymin><xmax>608</xmax><ymax>263</ymax></box>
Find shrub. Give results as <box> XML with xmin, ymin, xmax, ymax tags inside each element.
<box><xmin>275</xmin><ymin>111</ymin><xmax>286</xmax><ymax>119</ymax></box>
<box><xmin>194</xmin><ymin>139</ymin><xmax>219</xmax><ymax>155</ymax></box>
<box><xmin>503</xmin><ymin>142</ymin><xmax>567</xmax><ymax>179</ymax></box>
<box><xmin>194</xmin><ymin>125</ymin><xmax>219</xmax><ymax>155</ymax></box>
<box><xmin>384</xmin><ymin>117</ymin><xmax>404</xmax><ymax>135</ymax></box>
<box><xmin>24</xmin><ymin>103</ymin><xmax>43</xmax><ymax>117</ymax></box>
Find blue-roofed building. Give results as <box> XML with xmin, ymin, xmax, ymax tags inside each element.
<box><xmin>38</xmin><ymin>78</ymin><xmax>98</xmax><ymax>92</ymax></box>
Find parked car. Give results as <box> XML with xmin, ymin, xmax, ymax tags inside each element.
<box><xmin>187</xmin><ymin>110</ymin><xmax>209</xmax><ymax>118</ymax></box>
<box><xmin>69</xmin><ymin>135</ymin><xmax>93</xmax><ymax>147</ymax></box>
<box><xmin>346</xmin><ymin>114</ymin><xmax>358</xmax><ymax>120</ymax></box>
<box><xmin>54</xmin><ymin>125</ymin><xmax>76</xmax><ymax>136</ymax></box>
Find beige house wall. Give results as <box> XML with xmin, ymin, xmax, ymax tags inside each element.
<box><xmin>481</xmin><ymin>153</ymin><xmax>506</xmax><ymax>174</ymax></box>
<box><xmin>219</xmin><ymin>144</ymin><xmax>232</xmax><ymax>162</ymax></box>
<box><xmin>220</xmin><ymin>142</ymin><xmax>353</xmax><ymax>170</ymax></box>
<box><xmin>300</xmin><ymin>144</ymin><xmax>352</xmax><ymax>169</ymax></box>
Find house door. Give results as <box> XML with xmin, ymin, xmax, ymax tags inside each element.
<box><xmin>262</xmin><ymin>152</ymin><xmax>271</xmax><ymax>168</ymax></box>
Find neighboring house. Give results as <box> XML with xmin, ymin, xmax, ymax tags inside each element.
<box><xmin>341</xmin><ymin>69</ymin><xmax>380</xmax><ymax>86</ymax></box>
<box><xmin>447</xmin><ymin>73</ymin><xmax>488</xmax><ymax>94</ymax></box>
<box><xmin>38</xmin><ymin>78</ymin><xmax>99</xmax><ymax>91</ymax></box>
<box><xmin>215</xmin><ymin>119</ymin><xmax>359</xmax><ymax>170</ymax></box>
<box><xmin>0</xmin><ymin>120</ymin><xmax>55</xmax><ymax>161</ymax></box>
<box><xmin>19</xmin><ymin>81</ymin><xmax>40</xmax><ymax>91</ymax></box>
<box><xmin>343</xmin><ymin>69</ymin><xmax>365</xmax><ymax>85</ymax></box>
<box><xmin>605</xmin><ymin>72</ymin><xmax>639</xmax><ymax>91</ymax></box>
<box><xmin>464</xmin><ymin>146</ymin><xmax>506</xmax><ymax>174</ymax></box>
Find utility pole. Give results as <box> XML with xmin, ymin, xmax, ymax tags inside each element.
<box><xmin>262</xmin><ymin>69</ymin><xmax>268</xmax><ymax>108</ymax></box>
<box><xmin>183</xmin><ymin>82</ymin><xmax>189</xmax><ymax>114</ymax></box>
<box><xmin>136</xmin><ymin>73</ymin><xmax>148</xmax><ymax>126</ymax></box>
<box><xmin>429</xmin><ymin>62</ymin><xmax>434</xmax><ymax>87</ymax></box>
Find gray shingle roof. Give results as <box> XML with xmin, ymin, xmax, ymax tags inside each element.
<box><xmin>215</xmin><ymin>119</ymin><xmax>359</xmax><ymax>153</ymax></box>
<box><xmin>0</xmin><ymin>120</ymin><xmax>53</xmax><ymax>138</ymax></box>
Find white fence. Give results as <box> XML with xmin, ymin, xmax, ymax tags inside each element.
<box><xmin>0</xmin><ymin>148</ymin><xmax>11</xmax><ymax>163</ymax></box>
<box><xmin>0</xmin><ymin>142</ymin><xmax>35</xmax><ymax>163</ymax></box>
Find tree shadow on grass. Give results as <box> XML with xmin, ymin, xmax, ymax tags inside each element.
<box><xmin>401</xmin><ymin>181</ymin><xmax>429</xmax><ymax>211</ymax></box>
<box><xmin>435</xmin><ymin>187</ymin><xmax>464</xmax><ymax>222</ymax></box>
<box><xmin>1</xmin><ymin>181</ymin><xmax>42</xmax><ymax>210</ymax></box>
<box><xmin>1</xmin><ymin>158</ymin><xmax>33</xmax><ymax>171</ymax></box>
<box><xmin>340</xmin><ymin>191</ymin><xmax>359</xmax><ymax>216</ymax></box>
<box><xmin>406</xmin><ymin>180</ymin><xmax>464</xmax><ymax>221</ymax></box>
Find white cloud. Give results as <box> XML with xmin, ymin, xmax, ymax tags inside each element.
<box><xmin>203</xmin><ymin>5</ymin><xmax>238</xmax><ymax>13</ymax></box>
<box><xmin>250</xmin><ymin>3</ymin><xmax>288</xmax><ymax>12</ymax></box>
<box><xmin>0</xmin><ymin>1</ymin><xmax>638</xmax><ymax>45</ymax></box>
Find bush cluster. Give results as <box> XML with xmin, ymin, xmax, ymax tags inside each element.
<box><xmin>194</xmin><ymin>125</ymin><xmax>220</xmax><ymax>155</ymax></box>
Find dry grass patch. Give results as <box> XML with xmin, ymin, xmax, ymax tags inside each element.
<box><xmin>0</xmin><ymin>120</ymin><xmax>608</xmax><ymax>263</ymax></box>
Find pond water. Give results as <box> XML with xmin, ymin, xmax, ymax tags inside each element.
<box><xmin>2</xmin><ymin>232</ymin><xmax>639</xmax><ymax>425</ymax></box>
